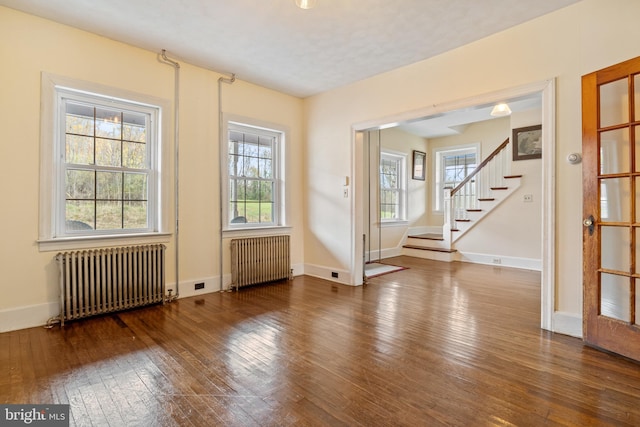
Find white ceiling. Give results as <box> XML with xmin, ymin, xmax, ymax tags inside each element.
<box><xmin>1</xmin><ymin>0</ymin><xmax>579</xmax><ymax>98</ymax></box>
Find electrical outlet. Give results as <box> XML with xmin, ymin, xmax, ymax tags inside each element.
<box><xmin>523</xmin><ymin>194</ymin><xmax>533</xmax><ymax>203</ymax></box>
<box><xmin>492</xmin><ymin>258</ymin><xmax>502</xmax><ymax>264</ymax></box>
<box><xmin>331</xmin><ymin>272</ymin><xmax>339</xmax><ymax>278</ymax></box>
<box><xmin>195</xmin><ymin>282</ymin><xmax>205</xmax><ymax>290</ymax></box>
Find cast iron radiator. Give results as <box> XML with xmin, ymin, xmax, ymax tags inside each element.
<box><xmin>53</xmin><ymin>244</ymin><xmax>165</xmax><ymax>325</ymax></box>
<box><xmin>230</xmin><ymin>235</ymin><xmax>291</xmax><ymax>290</ymax></box>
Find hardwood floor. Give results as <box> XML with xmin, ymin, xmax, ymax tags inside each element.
<box><xmin>2</xmin><ymin>257</ymin><xmax>640</xmax><ymax>426</ymax></box>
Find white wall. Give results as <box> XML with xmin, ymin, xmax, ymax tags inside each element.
<box><xmin>0</xmin><ymin>7</ymin><xmax>304</xmax><ymax>332</ymax></box>
<box><xmin>303</xmin><ymin>0</ymin><xmax>640</xmax><ymax>335</ymax></box>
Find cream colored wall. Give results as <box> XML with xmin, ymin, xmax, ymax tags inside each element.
<box><xmin>364</xmin><ymin>128</ymin><xmax>428</xmax><ymax>259</ymax></box>
<box><xmin>0</xmin><ymin>7</ymin><xmax>303</xmax><ymax>331</ymax></box>
<box><xmin>427</xmin><ymin>117</ymin><xmax>511</xmax><ymax>225</ymax></box>
<box><xmin>383</xmin><ymin>127</ymin><xmax>429</xmax><ymax>228</ymax></box>
<box><xmin>5</xmin><ymin>0</ymin><xmax>639</xmax><ymax>333</ymax></box>
<box><xmin>303</xmin><ymin>0</ymin><xmax>640</xmax><ymax>327</ymax></box>
<box><xmin>425</xmin><ymin>114</ymin><xmax>543</xmax><ymax>263</ymax></box>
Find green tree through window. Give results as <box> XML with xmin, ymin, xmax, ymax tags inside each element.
<box><xmin>226</xmin><ymin>122</ymin><xmax>282</xmax><ymax>227</ymax></box>
<box><xmin>62</xmin><ymin>99</ymin><xmax>154</xmax><ymax>232</ymax></box>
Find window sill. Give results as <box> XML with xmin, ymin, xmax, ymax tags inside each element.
<box><xmin>38</xmin><ymin>232</ymin><xmax>172</xmax><ymax>252</ymax></box>
<box><xmin>222</xmin><ymin>226</ymin><xmax>292</xmax><ymax>239</ymax></box>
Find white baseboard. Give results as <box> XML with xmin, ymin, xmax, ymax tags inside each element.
<box><xmin>0</xmin><ymin>301</ymin><xmax>59</xmax><ymax>333</ymax></box>
<box><xmin>176</xmin><ymin>262</ymin><xmax>305</xmax><ymax>296</ymax></box>
<box><xmin>552</xmin><ymin>311</ymin><xmax>582</xmax><ymax>338</ymax></box>
<box><xmin>1</xmin><ymin>263</ymin><xmax>306</xmax><ymax>333</ymax></box>
<box><xmin>458</xmin><ymin>251</ymin><xmax>541</xmax><ymax>271</ymax></box>
<box><xmin>172</xmin><ymin>276</ymin><xmax>224</xmax><ymax>298</ymax></box>
<box><xmin>303</xmin><ymin>263</ymin><xmax>354</xmax><ymax>285</ymax></box>
<box><xmin>366</xmin><ymin>247</ymin><xmax>402</xmax><ymax>261</ymax></box>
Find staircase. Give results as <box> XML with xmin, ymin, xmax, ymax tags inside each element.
<box><xmin>402</xmin><ymin>138</ymin><xmax>522</xmax><ymax>261</ymax></box>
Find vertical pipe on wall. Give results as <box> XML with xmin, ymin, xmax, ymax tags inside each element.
<box><xmin>218</xmin><ymin>73</ymin><xmax>236</xmax><ymax>291</ymax></box>
<box><xmin>159</xmin><ymin>49</ymin><xmax>180</xmax><ymax>301</ymax></box>
<box><xmin>377</xmin><ymin>129</ymin><xmax>382</xmax><ymax>263</ymax></box>
<box><xmin>366</xmin><ymin>131</ymin><xmax>371</xmax><ymax>264</ymax></box>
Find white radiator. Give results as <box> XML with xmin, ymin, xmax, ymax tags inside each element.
<box><xmin>54</xmin><ymin>244</ymin><xmax>165</xmax><ymax>325</ymax></box>
<box><xmin>231</xmin><ymin>235</ymin><xmax>291</xmax><ymax>290</ymax></box>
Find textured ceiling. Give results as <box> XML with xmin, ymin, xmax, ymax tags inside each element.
<box><xmin>0</xmin><ymin>0</ymin><xmax>579</xmax><ymax>98</ymax></box>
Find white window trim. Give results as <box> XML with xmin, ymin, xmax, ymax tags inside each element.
<box><xmin>379</xmin><ymin>149</ymin><xmax>407</xmax><ymax>225</ymax></box>
<box><xmin>432</xmin><ymin>142</ymin><xmax>480</xmax><ymax>213</ymax></box>
<box><xmin>221</xmin><ymin>113</ymin><xmax>289</xmax><ymax>236</ymax></box>
<box><xmin>38</xmin><ymin>73</ymin><xmax>172</xmax><ymax>251</ymax></box>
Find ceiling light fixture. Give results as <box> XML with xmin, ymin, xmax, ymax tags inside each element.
<box><xmin>295</xmin><ymin>0</ymin><xmax>317</xmax><ymax>9</ymax></box>
<box><xmin>490</xmin><ymin>103</ymin><xmax>512</xmax><ymax>117</ymax></box>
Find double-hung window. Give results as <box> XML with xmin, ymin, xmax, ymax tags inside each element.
<box><xmin>379</xmin><ymin>151</ymin><xmax>406</xmax><ymax>222</ymax></box>
<box><xmin>225</xmin><ymin>119</ymin><xmax>285</xmax><ymax>229</ymax></box>
<box><xmin>434</xmin><ymin>145</ymin><xmax>478</xmax><ymax>211</ymax></box>
<box><xmin>39</xmin><ymin>74</ymin><xmax>168</xmax><ymax>249</ymax></box>
<box><xmin>62</xmin><ymin>96</ymin><xmax>156</xmax><ymax>233</ymax></box>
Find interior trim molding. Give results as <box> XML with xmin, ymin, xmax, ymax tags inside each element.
<box><xmin>552</xmin><ymin>311</ymin><xmax>582</xmax><ymax>338</ymax></box>
<box><xmin>351</xmin><ymin>78</ymin><xmax>557</xmax><ymax>332</ymax></box>
<box><xmin>0</xmin><ymin>302</ymin><xmax>59</xmax><ymax>333</ymax></box>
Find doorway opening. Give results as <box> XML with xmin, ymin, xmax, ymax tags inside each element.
<box><xmin>352</xmin><ymin>80</ymin><xmax>556</xmax><ymax>331</ymax></box>
<box><xmin>361</xmin><ymin>129</ymin><xmax>409</xmax><ymax>280</ymax></box>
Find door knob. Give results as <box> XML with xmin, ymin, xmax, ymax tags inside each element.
<box><xmin>584</xmin><ymin>215</ymin><xmax>595</xmax><ymax>236</ymax></box>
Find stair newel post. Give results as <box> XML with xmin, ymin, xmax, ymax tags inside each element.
<box><xmin>443</xmin><ymin>188</ymin><xmax>453</xmax><ymax>251</ymax></box>
<box><xmin>444</xmin><ymin>187</ymin><xmax>453</xmax><ymax>231</ymax></box>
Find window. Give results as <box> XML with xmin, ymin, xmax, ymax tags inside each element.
<box><xmin>39</xmin><ymin>74</ymin><xmax>169</xmax><ymax>249</ymax></box>
<box><xmin>62</xmin><ymin>97</ymin><xmax>157</xmax><ymax>233</ymax></box>
<box><xmin>224</xmin><ymin>119</ymin><xmax>285</xmax><ymax>229</ymax></box>
<box><xmin>379</xmin><ymin>151</ymin><xmax>406</xmax><ymax>222</ymax></box>
<box><xmin>434</xmin><ymin>145</ymin><xmax>479</xmax><ymax>211</ymax></box>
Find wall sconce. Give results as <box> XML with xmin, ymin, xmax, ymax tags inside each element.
<box><xmin>490</xmin><ymin>103</ymin><xmax>512</xmax><ymax>117</ymax></box>
<box><xmin>295</xmin><ymin>0</ymin><xmax>317</xmax><ymax>9</ymax></box>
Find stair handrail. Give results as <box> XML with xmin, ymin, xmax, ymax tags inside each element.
<box><xmin>450</xmin><ymin>138</ymin><xmax>510</xmax><ymax>197</ymax></box>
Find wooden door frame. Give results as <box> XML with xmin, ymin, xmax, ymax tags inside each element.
<box><xmin>350</xmin><ymin>79</ymin><xmax>557</xmax><ymax>332</ymax></box>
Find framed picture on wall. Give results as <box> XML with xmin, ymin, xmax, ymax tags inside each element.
<box><xmin>512</xmin><ymin>124</ymin><xmax>542</xmax><ymax>161</ymax></box>
<box><xmin>412</xmin><ymin>150</ymin><xmax>426</xmax><ymax>180</ymax></box>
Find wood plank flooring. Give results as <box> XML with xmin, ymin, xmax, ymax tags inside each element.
<box><xmin>2</xmin><ymin>256</ymin><xmax>640</xmax><ymax>426</ymax></box>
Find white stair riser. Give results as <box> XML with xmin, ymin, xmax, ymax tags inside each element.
<box><xmin>401</xmin><ymin>247</ymin><xmax>458</xmax><ymax>262</ymax></box>
<box><xmin>405</xmin><ymin>237</ymin><xmax>448</xmax><ymax>250</ymax></box>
